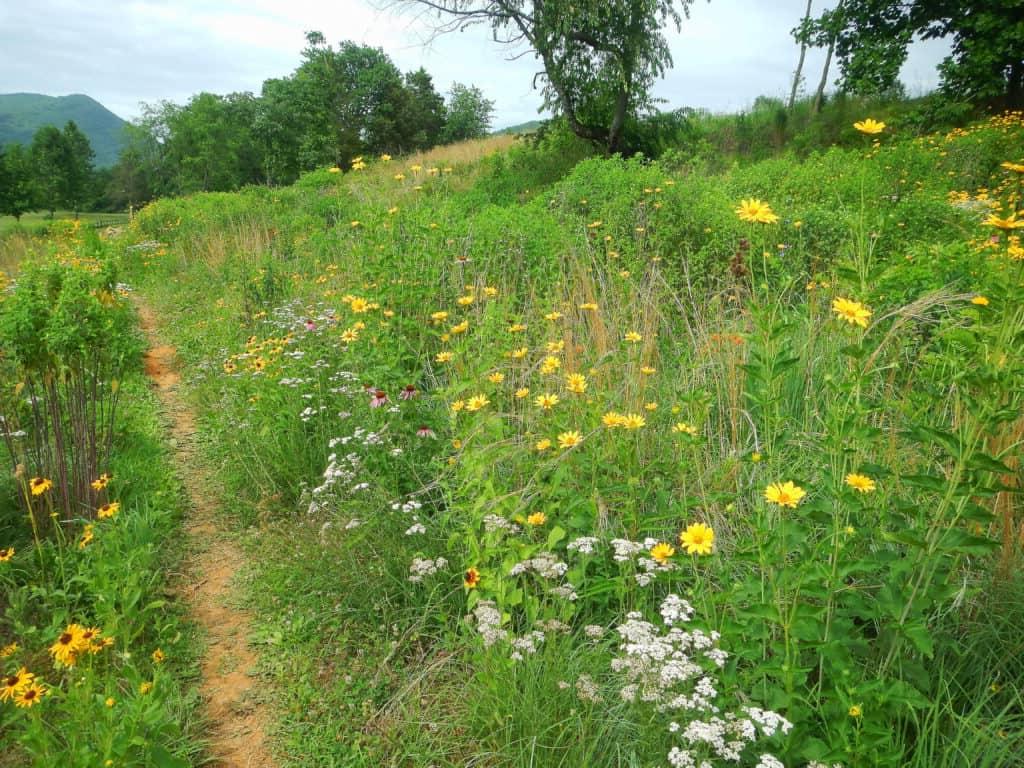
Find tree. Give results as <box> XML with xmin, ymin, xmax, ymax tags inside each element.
<box><xmin>804</xmin><ymin>0</ymin><xmax>1024</xmax><ymax>109</ymax></box>
<box><xmin>30</xmin><ymin>125</ymin><xmax>66</xmax><ymax>217</ymax></box>
<box><xmin>441</xmin><ymin>83</ymin><xmax>495</xmax><ymax>143</ymax></box>
<box><xmin>396</xmin><ymin>0</ymin><xmax>698</xmax><ymax>153</ymax></box>
<box><xmin>404</xmin><ymin>68</ymin><xmax>447</xmax><ymax>150</ymax></box>
<box><xmin>788</xmin><ymin>0</ymin><xmax>814</xmax><ymax>110</ymax></box>
<box><xmin>60</xmin><ymin>121</ymin><xmax>95</xmax><ymax>216</ymax></box>
<box><xmin>0</xmin><ymin>143</ymin><xmax>35</xmax><ymax>220</ymax></box>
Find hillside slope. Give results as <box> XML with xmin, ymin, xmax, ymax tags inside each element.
<box><xmin>0</xmin><ymin>92</ymin><xmax>126</xmax><ymax>166</ymax></box>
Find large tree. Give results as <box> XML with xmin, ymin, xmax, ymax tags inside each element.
<box><xmin>801</xmin><ymin>0</ymin><xmax>1024</xmax><ymax>109</ymax></box>
<box><xmin>0</xmin><ymin>144</ymin><xmax>36</xmax><ymax>220</ymax></box>
<box><xmin>404</xmin><ymin>68</ymin><xmax>447</xmax><ymax>150</ymax></box>
<box><xmin>397</xmin><ymin>0</ymin><xmax>697</xmax><ymax>152</ymax></box>
<box><xmin>60</xmin><ymin>121</ymin><xmax>95</xmax><ymax>216</ymax></box>
<box><xmin>442</xmin><ymin>83</ymin><xmax>495</xmax><ymax>143</ymax></box>
<box><xmin>30</xmin><ymin>125</ymin><xmax>66</xmax><ymax>217</ymax></box>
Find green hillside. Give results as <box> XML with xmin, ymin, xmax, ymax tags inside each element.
<box><xmin>0</xmin><ymin>92</ymin><xmax>126</xmax><ymax>167</ymax></box>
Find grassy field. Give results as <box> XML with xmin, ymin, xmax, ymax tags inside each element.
<box><xmin>2</xmin><ymin>115</ymin><xmax>1023</xmax><ymax>767</ymax></box>
<box><xmin>0</xmin><ymin>211</ymin><xmax>129</xmax><ymax>236</ymax></box>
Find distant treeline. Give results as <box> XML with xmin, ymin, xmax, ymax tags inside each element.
<box><xmin>0</xmin><ymin>33</ymin><xmax>495</xmax><ymax>217</ymax></box>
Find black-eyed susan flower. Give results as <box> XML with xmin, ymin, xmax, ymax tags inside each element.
<box><xmin>983</xmin><ymin>212</ymin><xmax>1024</xmax><ymax>230</ymax></box>
<box><xmin>450</xmin><ymin>320</ymin><xmax>469</xmax><ymax>334</ymax></box>
<box><xmin>845</xmin><ymin>473</ymin><xmax>876</xmax><ymax>493</ymax></box>
<box><xmin>557</xmin><ymin>431</ymin><xmax>582</xmax><ymax>449</ymax></box>
<box><xmin>0</xmin><ymin>546</ymin><xmax>13</xmax><ymax>563</ymax></box>
<box><xmin>764</xmin><ymin>481</ymin><xmax>806</xmax><ymax>508</ymax></box>
<box><xmin>832</xmin><ymin>298</ymin><xmax>872</xmax><ymax>328</ymax></box>
<box><xmin>14</xmin><ymin>681</ymin><xmax>46</xmax><ymax>708</ymax></box>
<box><xmin>0</xmin><ymin>642</ymin><xmax>17</xmax><ymax>658</ymax></box>
<box><xmin>463</xmin><ymin>568</ymin><xmax>480</xmax><ymax>589</ymax></box>
<box><xmin>78</xmin><ymin>524</ymin><xmax>94</xmax><ymax>549</ymax></box>
<box><xmin>29</xmin><ymin>477</ymin><xmax>53</xmax><ymax>496</ymax></box>
<box><xmin>97</xmin><ymin>502</ymin><xmax>120</xmax><ymax>519</ymax></box>
<box><xmin>544</xmin><ymin>311</ymin><xmax>563</xmax><ymax>321</ymax></box>
<box><xmin>1</xmin><ymin>668</ymin><xmax>33</xmax><ymax>702</ymax></box>
<box><xmin>49</xmin><ymin>624</ymin><xmax>87</xmax><ymax>667</ymax></box>
<box><xmin>431</xmin><ymin>310</ymin><xmax>449</xmax><ymax>324</ymax></box>
<box><xmin>650</xmin><ymin>542</ymin><xmax>675</xmax><ymax>564</ymax></box>
<box><xmin>679</xmin><ymin>523</ymin><xmax>714</xmax><ymax>555</ymax></box>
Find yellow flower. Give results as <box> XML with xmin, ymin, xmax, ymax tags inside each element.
<box><xmin>49</xmin><ymin>624</ymin><xmax>88</xmax><ymax>667</ymax></box>
<box><xmin>622</xmin><ymin>413</ymin><xmax>646</xmax><ymax>430</ymax></box>
<box><xmin>565</xmin><ymin>373</ymin><xmax>587</xmax><ymax>394</ymax></box>
<box><xmin>0</xmin><ymin>546</ymin><xmax>13</xmax><ymax>563</ymax></box>
<box><xmin>152</xmin><ymin>648</ymin><xmax>165</xmax><ymax>664</ymax></box>
<box><xmin>450</xmin><ymin>320</ymin><xmax>469</xmax><ymax>334</ymax></box>
<box><xmin>341</xmin><ymin>328</ymin><xmax>359</xmax><ymax>343</ymax></box>
<box><xmin>29</xmin><ymin>477</ymin><xmax>53</xmax><ymax>496</ymax></box>
<box><xmin>457</xmin><ymin>295</ymin><xmax>474</xmax><ymax>306</ymax></box>
<box><xmin>1</xmin><ymin>667</ymin><xmax>34</xmax><ymax>702</ymax></box>
<box><xmin>328</xmin><ymin>166</ymin><xmax>341</xmax><ymax>173</ymax></box>
<box><xmin>672</xmin><ymin>422</ymin><xmax>698</xmax><ymax>436</ymax></box>
<box><xmin>430</xmin><ymin>310</ymin><xmax>449</xmax><ymax>324</ymax></box>
<box><xmin>90</xmin><ymin>473</ymin><xmax>112</xmax><ymax>491</ymax></box>
<box><xmin>97</xmin><ymin>502</ymin><xmax>120</xmax><ymax>519</ymax></box>
<box><xmin>853</xmin><ymin>118</ymin><xmax>885</xmax><ymax>135</ymax></box>
<box><xmin>540</xmin><ymin>356</ymin><xmax>561</xmax><ymax>374</ymax></box>
<box><xmin>579</xmin><ymin>302</ymin><xmax>598</xmax><ymax>311</ymax></box>
<box><xmin>535</xmin><ymin>393</ymin><xmax>560</xmax><ymax>410</ymax></box>
<box><xmin>510</xmin><ymin>347</ymin><xmax>528</xmax><ymax>359</ymax></box>
<box><xmin>650</xmin><ymin>542</ymin><xmax>676</xmax><ymax>564</ymax></box>
<box><xmin>639</xmin><ymin>365</ymin><xmax>656</xmax><ymax>375</ymax></box>
<box><xmin>1001</xmin><ymin>161</ymin><xmax>1024</xmax><ymax>173</ymax></box>
<box><xmin>487</xmin><ymin>372</ymin><xmax>505</xmax><ymax>384</ymax></box>
<box><xmin>735</xmin><ymin>198</ymin><xmax>779</xmax><ymax>224</ymax></box>
<box><xmin>435</xmin><ymin>351</ymin><xmax>453</xmax><ymax>363</ymax></box>
<box><xmin>515</xmin><ymin>387</ymin><xmax>531</xmax><ymax>399</ymax></box>
<box><xmin>848</xmin><ymin>704</ymin><xmax>863</xmax><ymax>718</ymax></box>
<box><xmin>381</xmin><ymin>154</ymin><xmax>391</xmax><ymax>162</ymax></box>
<box><xmin>0</xmin><ymin>642</ymin><xmax>18</xmax><ymax>658</ymax></box>
<box><xmin>509</xmin><ymin>323</ymin><xmax>526</xmax><ymax>333</ymax></box>
<box><xmin>971</xmin><ymin>296</ymin><xmax>989</xmax><ymax>306</ymax></box>
<box><xmin>450</xmin><ymin>400</ymin><xmax>465</xmax><ymax>413</ymax></box>
<box><xmin>679</xmin><ymin>523</ymin><xmax>714</xmax><ymax>555</ymax></box>
<box><xmin>349</xmin><ymin>298</ymin><xmax>370</xmax><ymax>313</ymax></box>
<box><xmin>983</xmin><ymin>212</ymin><xmax>1024</xmax><ymax>230</ymax></box>
<box><xmin>832</xmin><ymin>297</ymin><xmax>872</xmax><ymax>328</ymax></box>
<box><xmin>14</xmin><ymin>681</ymin><xmax>46</xmax><ymax>708</ymax></box>
<box><xmin>350</xmin><ymin>220</ymin><xmax>361</xmax><ymax>229</ymax></box>
<box><xmin>105</xmin><ymin>697</ymin><xmax>115</xmax><ymax>707</ymax></box>
<box><xmin>139</xmin><ymin>681</ymin><xmax>154</xmax><ymax>695</ymax></box>
<box><xmin>546</xmin><ymin>340</ymin><xmax>565</xmax><ymax>353</ymax></box>
<box><xmin>624</xmin><ymin>331</ymin><xmax>642</xmax><ymax>343</ymax></box>
<box><xmin>764</xmin><ymin>481</ymin><xmax>807</xmax><ymax>508</ymax></box>
<box><xmin>466</xmin><ymin>395</ymin><xmax>490</xmax><ymax>412</ymax></box>
<box><xmin>644</xmin><ymin>402</ymin><xmax>658</xmax><ymax>412</ymax></box>
<box><xmin>845</xmin><ymin>473</ymin><xmax>876</xmax><ymax>493</ymax></box>
<box><xmin>557</xmin><ymin>431</ymin><xmax>582</xmax><ymax>449</ymax></box>
<box><xmin>527</xmin><ymin>512</ymin><xmax>547</xmax><ymax>526</ymax></box>
<box><xmin>535</xmin><ymin>438</ymin><xmax>553</xmax><ymax>452</ymax></box>
<box><xmin>545</xmin><ymin>311</ymin><xmax>563</xmax><ymax>321</ymax></box>
<box><xmin>602</xmin><ymin>411</ymin><xmax>625</xmax><ymax>428</ymax></box>
<box><xmin>78</xmin><ymin>524</ymin><xmax>94</xmax><ymax>549</ymax></box>
<box><xmin>484</xmin><ymin>286</ymin><xmax>499</xmax><ymax>297</ymax></box>
<box><xmin>463</xmin><ymin>568</ymin><xmax>480</xmax><ymax>589</ymax></box>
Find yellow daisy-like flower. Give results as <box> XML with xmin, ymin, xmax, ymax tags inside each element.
<box><xmin>49</xmin><ymin>624</ymin><xmax>87</xmax><ymax>667</ymax></box>
<box><xmin>0</xmin><ymin>546</ymin><xmax>13</xmax><ymax>562</ymax></box>
<box><xmin>97</xmin><ymin>502</ymin><xmax>120</xmax><ymax>519</ymax></box>
<box><xmin>602</xmin><ymin>411</ymin><xmax>625</xmax><ymax>428</ymax></box>
<box><xmin>764</xmin><ymin>481</ymin><xmax>807</xmax><ymax>509</ymax></box>
<box><xmin>484</xmin><ymin>286</ymin><xmax>498</xmax><ymax>297</ymax></box>
<box><xmin>621</xmin><ymin>413</ymin><xmax>646</xmax><ymax>430</ymax></box>
<box><xmin>1</xmin><ymin>667</ymin><xmax>34</xmax><ymax>702</ymax></box>
<box><xmin>341</xmin><ymin>328</ymin><xmax>359</xmax><ymax>343</ymax></box>
<box><xmin>349</xmin><ymin>298</ymin><xmax>370</xmax><ymax>313</ymax></box>
<box><xmin>848</xmin><ymin>705</ymin><xmax>863</xmax><ymax>718</ymax></box>
<box><xmin>853</xmin><ymin>118</ymin><xmax>885</xmax><ymax>135</ymax></box>
<box><xmin>639</xmin><ymin>365</ymin><xmax>656</xmax><ymax>375</ymax></box>
<box><xmin>450</xmin><ymin>320</ymin><xmax>469</xmax><ymax>334</ymax></box>
<box><xmin>380</xmin><ymin>153</ymin><xmax>391</xmax><ymax>162</ymax></box>
<box><xmin>463</xmin><ymin>568</ymin><xmax>480</xmax><ymax>589</ymax></box>
<box><xmin>557</xmin><ymin>431</ymin><xmax>582</xmax><ymax>449</ymax></box>
<box><xmin>435</xmin><ymin>351</ymin><xmax>453</xmax><ymax>363</ymax></box>
<box><xmin>735</xmin><ymin>198</ymin><xmax>779</xmax><ymax>224</ymax></box>
<box><xmin>579</xmin><ymin>302</ymin><xmax>598</xmax><ymax>311</ymax></box>
<box><xmin>971</xmin><ymin>296</ymin><xmax>989</xmax><ymax>306</ymax></box>
<box><xmin>430</xmin><ymin>310</ymin><xmax>449</xmax><ymax>324</ymax></box>
<box><xmin>535</xmin><ymin>438</ymin><xmax>553</xmax><ymax>452</ymax></box>
<box><xmin>152</xmin><ymin>648</ymin><xmax>165</xmax><ymax>664</ymax></box>
<box><xmin>29</xmin><ymin>477</ymin><xmax>53</xmax><ymax>496</ymax></box>
<box><xmin>450</xmin><ymin>400</ymin><xmax>465</xmax><ymax>413</ymax></box>
<box><xmin>540</xmin><ymin>356</ymin><xmax>561</xmax><ymax>374</ymax></box>
<box><xmin>644</xmin><ymin>402</ymin><xmax>658</xmax><ymax>412</ymax></box>
<box><xmin>832</xmin><ymin>297</ymin><xmax>872</xmax><ymax>328</ymax></box>
<box><xmin>465</xmin><ymin>395</ymin><xmax>490</xmax><ymax>412</ymax></box>
<box><xmin>679</xmin><ymin>523</ymin><xmax>714</xmax><ymax>555</ymax></box>
<box><xmin>487</xmin><ymin>372</ymin><xmax>505</xmax><ymax>384</ymax></box>
<box><xmin>510</xmin><ymin>347</ymin><xmax>528</xmax><ymax>359</ymax></box>
<box><xmin>845</xmin><ymin>473</ymin><xmax>876</xmax><ymax>493</ymax></box>
<box><xmin>672</xmin><ymin>422</ymin><xmax>698</xmax><ymax>436</ymax></box>
<box><xmin>526</xmin><ymin>512</ymin><xmax>547</xmax><ymax>526</ymax></box>
<box><xmin>14</xmin><ymin>681</ymin><xmax>46</xmax><ymax>708</ymax></box>
<box><xmin>515</xmin><ymin>387</ymin><xmax>531</xmax><ymax>399</ymax></box>
<box><xmin>78</xmin><ymin>524</ymin><xmax>94</xmax><ymax>550</ymax></box>
<box><xmin>457</xmin><ymin>295</ymin><xmax>474</xmax><ymax>306</ymax></box>
<box><xmin>546</xmin><ymin>340</ymin><xmax>565</xmax><ymax>353</ymax></box>
<box><xmin>650</xmin><ymin>542</ymin><xmax>676</xmax><ymax>564</ymax></box>
<box><xmin>90</xmin><ymin>473</ymin><xmax>112</xmax><ymax>491</ymax></box>
<box><xmin>565</xmin><ymin>373</ymin><xmax>587</xmax><ymax>394</ymax></box>
<box><xmin>0</xmin><ymin>642</ymin><xmax>18</xmax><ymax>658</ymax></box>
<box><xmin>535</xmin><ymin>393</ymin><xmax>560</xmax><ymax>410</ymax></box>
<box><xmin>139</xmin><ymin>681</ymin><xmax>154</xmax><ymax>695</ymax></box>
<box><xmin>509</xmin><ymin>323</ymin><xmax>526</xmax><ymax>333</ymax></box>
<box><xmin>1001</xmin><ymin>161</ymin><xmax>1024</xmax><ymax>173</ymax></box>
<box><xmin>624</xmin><ymin>331</ymin><xmax>642</xmax><ymax>344</ymax></box>
<box><xmin>544</xmin><ymin>311</ymin><xmax>563</xmax><ymax>321</ymax></box>
<box><xmin>983</xmin><ymin>212</ymin><xmax>1024</xmax><ymax>230</ymax></box>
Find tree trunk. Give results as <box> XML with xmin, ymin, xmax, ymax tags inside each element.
<box><xmin>1008</xmin><ymin>61</ymin><xmax>1023</xmax><ymax>111</ymax></box>
<box><xmin>789</xmin><ymin>0</ymin><xmax>813</xmax><ymax>110</ymax></box>
<box><xmin>607</xmin><ymin>86</ymin><xmax>629</xmax><ymax>154</ymax></box>
<box><xmin>813</xmin><ymin>36</ymin><xmax>835</xmax><ymax>115</ymax></box>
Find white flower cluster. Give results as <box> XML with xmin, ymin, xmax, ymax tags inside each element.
<box><xmin>510</xmin><ymin>631</ymin><xmax>545</xmax><ymax>661</ymax></box>
<box><xmin>483</xmin><ymin>514</ymin><xmax>520</xmax><ymax>535</ymax></box>
<box><xmin>612</xmin><ymin>594</ymin><xmax>792</xmax><ymax>767</ymax></box>
<box><xmin>408</xmin><ymin>556</ymin><xmax>448</xmax><ymax>582</ymax></box>
<box><xmin>566</xmin><ymin>536</ymin><xmax>600</xmax><ymax>554</ymax></box>
<box><xmin>313</xmin><ymin>451</ymin><xmax>360</xmax><ymax>496</ymax></box>
<box><xmin>472</xmin><ymin>600</ymin><xmax>508</xmax><ymax>647</ymax></box>
<box><xmin>509</xmin><ymin>552</ymin><xmax>568</xmax><ymax>579</ymax></box>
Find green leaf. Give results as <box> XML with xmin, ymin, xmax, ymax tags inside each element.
<box><xmin>902</xmin><ymin>621</ymin><xmax>934</xmax><ymax>658</ymax></box>
<box><xmin>546</xmin><ymin>525</ymin><xmax>566</xmax><ymax>549</ymax></box>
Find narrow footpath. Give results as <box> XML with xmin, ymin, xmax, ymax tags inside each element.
<box><xmin>137</xmin><ymin>301</ymin><xmax>275</xmax><ymax>768</ymax></box>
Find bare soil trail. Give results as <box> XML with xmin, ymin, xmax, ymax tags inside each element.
<box><xmin>137</xmin><ymin>301</ymin><xmax>275</xmax><ymax>768</ymax></box>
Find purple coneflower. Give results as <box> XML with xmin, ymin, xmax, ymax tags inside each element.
<box><xmin>304</xmin><ymin>319</ymin><xmax>316</xmax><ymax>331</ymax></box>
<box><xmin>400</xmin><ymin>384</ymin><xmax>418</xmax><ymax>400</ymax></box>
<box><xmin>416</xmin><ymin>425</ymin><xmax>436</xmax><ymax>438</ymax></box>
<box><xmin>370</xmin><ymin>390</ymin><xmax>388</xmax><ymax>408</ymax></box>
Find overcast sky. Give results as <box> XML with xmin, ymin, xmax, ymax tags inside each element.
<box><xmin>0</xmin><ymin>0</ymin><xmax>951</xmax><ymax>128</ymax></box>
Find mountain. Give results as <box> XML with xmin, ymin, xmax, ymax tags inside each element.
<box><xmin>494</xmin><ymin>120</ymin><xmax>544</xmax><ymax>136</ymax></box>
<box><xmin>0</xmin><ymin>93</ymin><xmax>126</xmax><ymax>167</ymax></box>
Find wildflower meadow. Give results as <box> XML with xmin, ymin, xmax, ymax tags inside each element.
<box><xmin>2</xmin><ymin>112</ymin><xmax>1024</xmax><ymax>767</ymax></box>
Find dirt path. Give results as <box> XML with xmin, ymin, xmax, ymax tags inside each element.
<box><xmin>137</xmin><ymin>301</ymin><xmax>274</xmax><ymax>768</ymax></box>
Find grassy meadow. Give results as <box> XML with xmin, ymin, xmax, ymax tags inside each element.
<box><xmin>2</xmin><ymin>113</ymin><xmax>1024</xmax><ymax>767</ymax></box>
